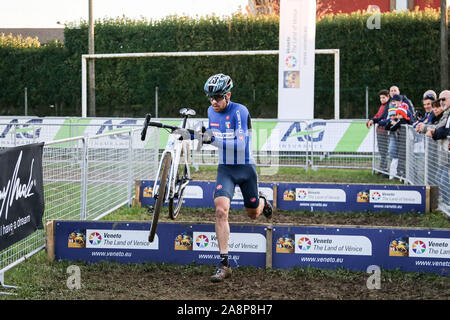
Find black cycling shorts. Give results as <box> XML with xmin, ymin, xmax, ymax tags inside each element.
<box><xmin>213</xmin><ymin>164</ymin><xmax>259</xmax><ymax>209</ymax></box>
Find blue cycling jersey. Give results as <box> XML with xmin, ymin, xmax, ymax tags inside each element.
<box><xmin>207</xmin><ymin>101</ymin><xmax>254</xmax><ymax>165</ymax></box>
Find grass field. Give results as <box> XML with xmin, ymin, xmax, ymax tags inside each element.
<box><xmin>1</xmin><ymin>167</ymin><xmax>449</xmax><ymax>300</ymax></box>
<box><xmin>190</xmin><ymin>166</ymin><xmax>402</xmax><ymax>184</ymax></box>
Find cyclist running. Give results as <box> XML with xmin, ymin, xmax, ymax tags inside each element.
<box><xmin>202</xmin><ymin>73</ymin><xmax>273</xmax><ymax>283</ymax></box>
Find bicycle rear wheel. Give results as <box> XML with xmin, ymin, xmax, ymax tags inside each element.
<box><xmin>149</xmin><ymin>152</ymin><xmax>171</xmax><ymax>242</ymax></box>
<box><xmin>168</xmin><ymin>158</ymin><xmax>188</xmax><ymax>220</ymax></box>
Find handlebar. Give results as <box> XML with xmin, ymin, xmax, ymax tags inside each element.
<box><xmin>141</xmin><ymin>113</ymin><xmax>196</xmax><ymax>141</ymax></box>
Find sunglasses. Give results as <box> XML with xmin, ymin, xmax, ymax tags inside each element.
<box><xmin>208</xmin><ymin>94</ymin><xmax>226</xmax><ymax>102</ymax></box>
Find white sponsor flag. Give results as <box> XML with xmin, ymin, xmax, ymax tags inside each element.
<box><xmin>278</xmin><ymin>0</ymin><xmax>316</xmax><ymax>120</ymax></box>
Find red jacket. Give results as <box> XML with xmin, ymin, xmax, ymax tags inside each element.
<box><xmin>367</xmin><ymin>103</ymin><xmax>387</xmax><ymax>132</ymax></box>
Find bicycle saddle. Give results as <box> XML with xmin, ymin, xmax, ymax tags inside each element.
<box><xmin>179</xmin><ymin>108</ymin><xmax>196</xmax><ymax>117</ymax></box>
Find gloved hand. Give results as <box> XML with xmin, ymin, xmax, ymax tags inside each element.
<box><xmin>202</xmin><ymin>128</ymin><xmax>214</xmax><ymax>144</ymax></box>
<box><xmin>176</xmin><ymin>128</ymin><xmax>190</xmax><ymax>141</ymax></box>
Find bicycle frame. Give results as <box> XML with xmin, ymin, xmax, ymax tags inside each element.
<box><xmin>153</xmin><ymin>128</ymin><xmax>191</xmax><ymax>204</ymax></box>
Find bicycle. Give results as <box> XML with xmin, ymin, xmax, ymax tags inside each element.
<box><xmin>140</xmin><ymin>108</ymin><xmax>201</xmax><ymax>242</ymax></box>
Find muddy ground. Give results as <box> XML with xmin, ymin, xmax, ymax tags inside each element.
<box><xmin>4</xmin><ymin>209</ymin><xmax>448</xmax><ymax>302</ymax></box>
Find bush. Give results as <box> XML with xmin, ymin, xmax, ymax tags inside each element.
<box><xmin>0</xmin><ymin>9</ymin><xmax>444</xmax><ymax>118</ymax></box>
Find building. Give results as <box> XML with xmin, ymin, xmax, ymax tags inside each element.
<box><xmin>246</xmin><ymin>0</ymin><xmax>441</xmax><ymax>16</ymax></box>
<box><xmin>325</xmin><ymin>0</ymin><xmax>440</xmax><ymax>14</ymax></box>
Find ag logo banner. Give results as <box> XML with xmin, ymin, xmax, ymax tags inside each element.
<box><xmin>0</xmin><ymin>143</ymin><xmax>45</xmax><ymax>250</ymax></box>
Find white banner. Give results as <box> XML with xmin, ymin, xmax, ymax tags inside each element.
<box><xmin>192</xmin><ymin>232</ymin><xmax>266</xmax><ymax>253</ymax></box>
<box><xmin>85</xmin><ymin>229</ymin><xmax>159</xmax><ymax>250</ymax></box>
<box><xmin>408</xmin><ymin>237</ymin><xmax>450</xmax><ymax>259</ymax></box>
<box><xmin>278</xmin><ymin>0</ymin><xmax>316</xmax><ymax>120</ymax></box>
<box><xmin>295</xmin><ymin>234</ymin><xmax>372</xmax><ymax>256</ymax></box>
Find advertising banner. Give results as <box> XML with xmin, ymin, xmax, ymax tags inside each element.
<box><xmin>52</xmin><ymin>221</ymin><xmax>449</xmax><ymax>275</ymax></box>
<box><xmin>0</xmin><ymin>143</ymin><xmax>45</xmax><ymax>250</ymax></box>
<box><xmin>0</xmin><ymin>117</ymin><xmax>151</xmax><ymax>149</ymax></box>
<box><xmin>0</xmin><ymin>117</ymin><xmax>375</xmax><ymax>153</ymax></box>
<box><xmin>277</xmin><ymin>183</ymin><xmax>426</xmax><ymax>214</ymax></box>
<box><xmin>257</xmin><ymin>121</ymin><xmax>373</xmax><ymax>152</ymax></box>
<box><xmin>273</xmin><ymin>225</ymin><xmax>450</xmax><ymax>275</ymax></box>
<box><xmin>140</xmin><ymin>180</ymin><xmax>274</xmax><ymax>210</ymax></box>
<box><xmin>278</xmin><ymin>0</ymin><xmax>316</xmax><ymax>119</ymax></box>
<box><xmin>54</xmin><ymin>220</ymin><xmax>267</xmax><ymax>268</ymax></box>
<box><xmin>140</xmin><ymin>180</ymin><xmax>426</xmax><ymax>214</ymax></box>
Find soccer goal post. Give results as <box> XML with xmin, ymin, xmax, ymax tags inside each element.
<box><xmin>81</xmin><ymin>49</ymin><xmax>339</xmax><ymax>119</ymax></box>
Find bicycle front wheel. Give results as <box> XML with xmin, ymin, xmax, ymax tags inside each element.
<box><xmin>149</xmin><ymin>152</ymin><xmax>171</xmax><ymax>242</ymax></box>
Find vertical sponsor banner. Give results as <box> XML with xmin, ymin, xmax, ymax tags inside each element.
<box><xmin>278</xmin><ymin>0</ymin><xmax>316</xmax><ymax>120</ymax></box>
<box><xmin>0</xmin><ymin>143</ymin><xmax>45</xmax><ymax>250</ymax></box>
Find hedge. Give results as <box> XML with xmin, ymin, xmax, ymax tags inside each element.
<box><xmin>0</xmin><ymin>9</ymin><xmax>446</xmax><ymax>119</ymax></box>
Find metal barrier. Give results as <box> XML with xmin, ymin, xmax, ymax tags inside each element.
<box><xmin>309</xmin><ymin>120</ymin><xmax>372</xmax><ymax>170</ymax></box>
<box><xmin>373</xmin><ymin>124</ymin><xmax>450</xmax><ymax>217</ymax></box>
<box><xmin>0</xmin><ymin>127</ymin><xmax>158</xmax><ymax>292</ymax></box>
<box><xmin>189</xmin><ymin>119</ymin><xmax>372</xmax><ymax>169</ymax></box>
<box><xmin>372</xmin><ymin>124</ymin><xmax>408</xmax><ymax>180</ymax></box>
<box><xmin>0</xmin><ymin>116</ymin><xmax>447</xmax><ymax>290</ymax></box>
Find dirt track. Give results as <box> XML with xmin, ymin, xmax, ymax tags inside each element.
<box><xmin>11</xmin><ymin>209</ymin><xmax>445</xmax><ymax>301</ymax></box>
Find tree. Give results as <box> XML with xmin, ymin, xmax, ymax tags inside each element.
<box><xmin>317</xmin><ymin>0</ymin><xmax>338</xmax><ymax>19</ymax></box>
<box><xmin>246</xmin><ymin>0</ymin><xmax>338</xmax><ymax>19</ymax></box>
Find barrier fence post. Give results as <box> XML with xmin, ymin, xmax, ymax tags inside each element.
<box><xmin>372</xmin><ymin>124</ymin><xmax>376</xmax><ymax>174</ymax></box>
<box><xmin>308</xmin><ymin>121</ymin><xmax>313</xmax><ymax>170</ymax></box>
<box><xmin>405</xmin><ymin>126</ymin><xmax>411</xmax><ymax>184</ymax></box>
<box><xmin>424</xmin><ymin>137</ymin><xmax>429</xmax><ymax>185</ymax></box>
<box><xmin>265</xmin><ymin>226</ymin><xmax>273</xmax><ymax>269</ymax></box>
<box><xmin>272</xmin><ymin>185</ymin><xmax>277</xmax><ymax>211</ymax></box>
<box><xmin>0</xmin><ymin>265</ymin><xmax>18</xmax><ymax>296</ymax></box>
<box><xmin>80</xmin><ymin>137</ymin><xmax>88</xmax><ymax>220</ymax></box>
<box><xmin>46</xmin><ymin>220</ymin><xmax>56</xmax><ymax>262</ymax></box>
<box><xmin>127</xmin><ymin>130</ymin><xmax>133</xmax><ymax>207</ymax></box>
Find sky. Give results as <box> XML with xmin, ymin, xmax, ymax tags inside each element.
<box><xmin>0</xmin><ymin>0</ymin><xmax>249</xmax><ymax>28</ymax></box>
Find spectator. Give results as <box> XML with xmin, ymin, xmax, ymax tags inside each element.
<box><xmin>413</xmin><ymin>93</ymin><xmax>435</xmax><ymax>128</ymax></box>
<box><xmin>389</xmin><ymin>85</ymin><xmax>416</xmax><ymax>121</ymax></box>
<box><xmin>367</xmin><ymin>89</ymin><xmax>390</xmax><ymax>171</ymax></box>
<box><xmin>427</xmin><ymin>90</ymin><xmax>450</xmax><ymax>208</ymax></box>
<box><xmin>432</xmin><ymin>121</ymin><xmax>450</xmax><ymax>140</ymax></box>
<box><xmin>395</xmin><ymin>105</ymin><xmax>411</xmax><ymax>124</ymax></box>
<box><xmin>382</xmin><ymin>104</ymin><xmax>400</xmax><ymax>179</ymax></box>
<box><xmin>423</xmin><ymin>89</ymin><xmax>437</xmax><ymax>100</ymax></box>
<box><xmin>413</xmin><ymin>98</ymin><xmax>444</xmax><ymax>188</ymax></box>
<box><xmin>418</xmin><ymin>91</ymin><xmax>450</xmax><ymax>135</ymax></box>
<box><xmin>389</xmin><ymin>95</ymin><xmax>411</xmax><ymax>177</ymax></box>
